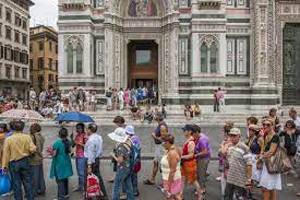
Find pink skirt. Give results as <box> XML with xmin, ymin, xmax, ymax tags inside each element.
<box><xmin>163</xmin><ymin>178</ymin><xmax>183</xmax><ymax>195</ymax></box>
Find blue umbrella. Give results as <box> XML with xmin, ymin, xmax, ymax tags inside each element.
<box><xmin>55</xmin><ymin>112</ymin><xmax>94</xmax><ymax>123</ymax></box>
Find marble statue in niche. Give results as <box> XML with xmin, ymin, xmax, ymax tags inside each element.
<box><xmin>128</xmin><ymin>0</ymin><xmax>157</xmax><ymax>17</ymax></box>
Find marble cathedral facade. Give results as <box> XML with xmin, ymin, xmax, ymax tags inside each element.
<box><xmin>57</xmin><ymin>0</ymin><xmax>300</xmax><ymax>106</ymax></box>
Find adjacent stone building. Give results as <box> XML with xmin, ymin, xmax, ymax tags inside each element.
<box><xmin>30</xmin><ymin>25</ymin><xmax>58</xmax><ymax>93</ymax></box>
<box><xmin>57</xmin><ymin>0</ymin><xmax>300</xmax><ymax>107</ymax></box>
<box><xmin>0</xmin><ymin>0</ymin><xmax>34</xmax><ymax>99</ymax></box>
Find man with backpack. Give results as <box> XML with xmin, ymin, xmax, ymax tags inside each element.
<box><xmin>108</xmin><ymin>127</ymin><xmax>135</xmax><ymax>200</ymax></box>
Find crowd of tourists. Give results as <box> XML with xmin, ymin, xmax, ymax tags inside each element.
<box><xmin>0</xmin><ymin>107</ymin><xmax>300</xmax><ymax>199</ymax></box>
<box><xmin>105</xmin><ymin>87</ymin><xmax>158</xmax><ymax>111</ymax></box>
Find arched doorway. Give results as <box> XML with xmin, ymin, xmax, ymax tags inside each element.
<box><xmin>282</xmin><ymin>23</ymin><xmax>300</xmax><ymax>105</ymax></box>
<box><xmin>127</xmin><ymin>40</ymin><xmax>158</xmax><ymax>90</ymax></box>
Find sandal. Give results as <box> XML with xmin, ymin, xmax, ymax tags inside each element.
<box><xmin>143</xmin><ymin>179</ymin><xmax>155</xmax><ymax>185</ymax></box>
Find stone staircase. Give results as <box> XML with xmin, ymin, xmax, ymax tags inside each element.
<box><xmin>82</xmin><ymin>105</ymin><xmax>296</xmax><ymax>126</ymax></box>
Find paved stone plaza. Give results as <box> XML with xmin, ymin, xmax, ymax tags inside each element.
<box><xmin>2</xmin><ymin>125</ymin><xmax>299</xmax><ymax>200</ymax></box>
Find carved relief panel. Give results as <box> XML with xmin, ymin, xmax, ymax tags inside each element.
<box><xmin>96</xmin><ymin>39</ymin><xmax>105</xmax><ymax>75</ymax></box>
<box><xmin>179</xmin><ymin>38</ymin><xmax>188</xmax><ymax>75</ymax></box>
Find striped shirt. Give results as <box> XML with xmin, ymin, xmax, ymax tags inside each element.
<box><xmin>226</xmin><ymin>142</ymin><xmax>252</xmax><ymax>188</ymax></box>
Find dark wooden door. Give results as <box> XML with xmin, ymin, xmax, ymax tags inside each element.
<box><xmin>128</xmin><ymin>40</ymin><xmax>158</xmax><ymax>88</ymax></box>
<box><xmin>283</xmin><ymin>24</ymin><xmax>300</xmax><ymax>105</ymax></box>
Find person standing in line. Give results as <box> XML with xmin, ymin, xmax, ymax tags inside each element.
<box><xmin>84</xmin><ymin>123</ymin><xmax>108</xmax><ymax>199</ymax></box>
<box><xmin>91</xmin><ymin>91</ymin><xmax>97</xmax><ymax>112</ymax></box>
<box><xmin>181</xmin><ymin>124</ymin><xmax>202</xmax><ymax>200</ymax></box>
<box><xmin>50</xmin><ymin>128</ymin><xmax>73</xmax><ymax>200</ymax></box>
<box><xmin>118</xmin><ymin>88</ymin><xmax>125</xmax><ymax>110</ymax></box>
<box><xmin>259</xmin><ymin>118</ymin><xmax>282</xmax><ymax>200</ymax></box>
<box><xmin>222</xmin><ymin>128</ymin><xmax>253</xmax><ymax>200</ymax></box>
<box><xmin>245</xmin><ymin>124</ymin><xmax>263</xmax><ymax>185</ymax></box>
<box><xmin>217</xmin><ymin>87</ymin><xmax>226</xmax><ymax>113</ymax></box>
<box><xmin>105</xmin><ymin>87</ymin><xmax>113</xmax><ymax>111</ymax></box>
<box><xmin>29</xmin><ymin>87</ymin><xmax>37</xmax><ymax>110</ymax></box>
<box><xmin>73</xmin><ymin>123</ymin><xmax>88</xmax><ymax>192</ymax></box>
<box><xmin>109</xmin><ymin>128</ymin><xmax>135</xmax><ymax>200</ymax></box>
<box><xmin>124</xmin><ymin>125</ymin><xmax>141</xmax><ymax>197</ymax></box>
<box><xmin>124</xmin><ymin>88</ymin><xmax>131</xmax><ymax>108</ymax></box>
<box><xmin>144</xmin><ymin>113</ymin><xmax>168</xmax><ymax>185</ymax></box>
<box><xmin>161</xmin><ymin>135</ymin><xmax>183</xmax><ymax>200</ymax></box>
<box><xmin>193</xmin><ymin>125</ymin><xmax>211</xmax><ymax>196</ymax></box>
<box><xmin>213</xmin><ymin>89</ymin><xmax>219</xmax><ymax>112</ymax></box>
<box><xmin>29</xmin><ymin>123</ymin><xmax>46</xmax><ymax>197</ymax></box>
<box><xmin>1</xmin><ymin>120</ymin><xmax>37</xmax><ymax>200</ymax></box>
<box><xmin>289</xmin><ymin>108</ymin><xmax>300</xmax><ymax>130</ymax></box>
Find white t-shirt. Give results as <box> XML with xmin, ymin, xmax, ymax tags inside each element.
<box><xmin>118</xmin><ymin>91</ymin><xmax>124</xmax><ymax>101</ymax></box>
<box><xmin>293</xmin><ymin>116</ymin><xmax>300</xmax><ymax>129</ymax></box>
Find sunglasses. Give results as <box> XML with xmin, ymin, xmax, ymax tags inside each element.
<box><xmin>263</xmin><ymin>123</ymin><xmax>272</xmax><ymax>127</ymax></box>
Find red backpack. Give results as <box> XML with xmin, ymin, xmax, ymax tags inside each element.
<box><xmin>86</xmin><ymin>174</ymin><xmax>103</xmax><ymax>199</ymax></box>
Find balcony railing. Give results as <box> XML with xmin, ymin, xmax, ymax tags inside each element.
<box><xmin>60</xmin><ymin>0</ymin><xmax>88</xmax><ymax>10</ymax></box>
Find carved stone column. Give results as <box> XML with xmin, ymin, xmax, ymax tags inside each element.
<box><xmin>251</xmin><ymin>0</ymin><xmax>276</xmax><ymax>86</ymax></box>
<box><xmin>104</xmin><ymin>26</ymin><xmax>114</xmax><ymax>89</ymax></box>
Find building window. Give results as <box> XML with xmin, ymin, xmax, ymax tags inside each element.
<box><xmin>48</xmin><ymin>58</ymin><xmax>53</xmax><ymax>69</ymax></box>
<box><xmin>65</xmin><ymin>37</ymin><xmax>84</xmax><ymax>74</ymax></box>
<box><xmin>5</xmin><ymin>65</ymin><xmax>11</xmax><ymax>79</ymax></box>
<box><xmin>38</xmin><ymin>57</ymin><xmax>44</xmax><ymax>69</ymax></box>
<box><xmin>0</xmin><ymin>45</ymin><xmax>3</xmax><ymax>59</ymax></box>
<box><xmin>76</xmin><ymin>45</ymin><xmax>83</xmax><ymax>73</ymax></box>
<box><xmin>200</xmin><ymin>38</ymin><xmax>219</xmax><ymax>73</ymax></box>
<box><xmin>0</xmin><ymin>4</ymin><xmax>2</xmax><ymax>19</ymax></box>
<box><xmin>15</xmin><ymin>31</ymin><xmax>20</xmax><ymax>43</ymax></box>
<box><xmin>210</xmin><ymin>42</ymin><xmax>218</xmax><ymax>73</ymax></box>
<box><xmin>49</xmin><ymin>41</ymin><xmax>52</xmax><ymax>51</ymax></box>
<box><xmin>22</xmin><ymin>68</ymin><xmax>27</xmax><ymax>79</ymax></box>
<box><xmin>39</xmin><ymin>41</ymin><xmax>43</xmax><ymax>51</ymax></box>
<box><xmin>5</xmin><ymin>26</ymin><xmax>11</xmax><ymax>40</ymax></box>
<box><xmin>15</xmin><ymin>66</ymin><xmax>20</xmax><ymax>78</ymax></box>
<box><xmin>55</xmin><ymin>60</ymin><xmax>58</xmax><ymax>71</ymax></box>
<box><xmin>200</xmin><ymin>44</ymin><xmax>208</xmax><ymax>73</ymax></box>
<box><xmin>30</xmin><ymin>59</ymin><xmax>33</xmax><ymax>69</ymax></box>
<box><xmin>227</xmin><ymin>0</ymin><xmax>248</xmax><ymax>7</ymax></box>
<box><xmin>22</xmin><ymin>34</ymin><xmax>27</xmax><ymax>46</ymax></box>
<box><xmin>4</xmin><ymin>46</ymin><xmax>13</xmax><ymax>61</ymax></box>
<box><xmin>48</xmin><ymin>74</ymin><xmax>53</xmax><ymax>82</ymax></box>
<box><xmin>0</xmin><ymin>23</ymin><xmax>2</xmax><ymax>37</ymax></box>
<box><xmin>22</xmin><ymin>19</ymin><xmax>27</xmax><ymax>30</ymax></box>
<box><xmin>66</xmin><ymin>43</ymin><xmax>73</xmax><ymax>73</ymax></box>
<box><xmin>15</xmin><ymin>13</ymin><xmax>22</xmax><ymax>27</ymax></box>
<box><xmin>226</xmin><ymin>37</ymin><xmax>249</xmax><ymax>75</ymax></box>
<box><xmin>55</xmin><ymin>45</ymin><xmax>58</xmax><ymax>54</ymax></box>
<box><xmin>6</xmin><ymin>9</ymin><xmax>11</xmax><ymax>23</ymax></box>
<box><xmin>13</xmin><ymin>49</ymin><xmax>20</xmax><ymax>63</ymax></box>
<box><xmin>30</xmin><ymin>43</ymin><xmax>32</xmax><ymax>52</ymax></box>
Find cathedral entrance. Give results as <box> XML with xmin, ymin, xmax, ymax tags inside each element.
<box><xmin>283</xmin><ymin>23</ymin><xmax>300</xmax><ymax>105</ymax></box>
<box><xmin>128</xmin><ymin>40</ymin><xmax>158</xmax><ymax>90</ymax></box>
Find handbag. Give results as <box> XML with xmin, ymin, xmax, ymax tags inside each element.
<box><xmin>264</xmin><ymin>145</ymin><xmax>292</xmax><ymax>174</ymax></box>
<box><xmin>0</xmin><ymin>169</ymin><xmax>11</xmax><ymax>195</ymax></box>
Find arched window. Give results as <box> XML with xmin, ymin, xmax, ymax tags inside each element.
<box><xmin>210</xmin><ymin>42</ymin><xmax>218</xmax><ymax>73</ymax></box>
<box><xmin>76</xmin><ymin>44</ymin><xmax>83</xmax><ymax>73</ymax></box>
<box><xmin>66</xmin><ymin>43</ymin><xmax>73</xmax><ymax>73</ymax></box>
<box><xmin>201</xmin><ymin>43</ymin><xmax>208</xmax><ymax>73</ymax></box>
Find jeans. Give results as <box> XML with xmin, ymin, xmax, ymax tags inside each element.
<box><xmin>112</xmin><ymin>166</ymin><xmax>134</xmax><ymax>200</ymax></box>
<box><xmin>85</xmin><ymin>158</ymin><xmax>108</xmax><ymax>199</ymax></box>
<box><xmin>56</xmin><ymin>178</ymin><xmax>69</xmax><ymax>200</ymax></box>
<box><xmin>9</xmin><ymin>156</ymin><xmax>34</xmax><ymax>200</ymax></box>
<box><xmin>76</xmin><ymin>157</ymin><xmax>87</xmax><ymax>190</ymax></box>
<box><xmin>30</xmin><ymin>164</ymin><xmax>46</xmax><ymax>196</ymax></box>
<box><xmin>122</xmin><ymin>172</ymin><xmax>138</xmax><ymax>194</ymax></box>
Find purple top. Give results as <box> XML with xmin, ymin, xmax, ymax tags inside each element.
<box><xmin>195</xmin><ymin>133</ymin><xmax>211</xmax><ymax>160</ymax></box>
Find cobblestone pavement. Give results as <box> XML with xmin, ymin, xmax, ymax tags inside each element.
<box><xmin>2</xmin><ymin>125</ymin><xmax>300</xmax><ymax>199</ymax></box>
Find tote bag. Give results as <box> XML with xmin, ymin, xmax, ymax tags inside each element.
<box><xmin>0</xmin><ymin>170</ymin><xmax>11</xmax><ymax>195</ymax></box>
<box><xmin>264</xmin><ymin>145</ymin><xmax>292</xmax><ymax>174</ymax></box>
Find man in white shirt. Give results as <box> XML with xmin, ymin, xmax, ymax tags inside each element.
<box><xmin>118</xmin><ymin>88</ymin><xmax>125</xmax><ymax>110</ymax></box>
<box><xmin>84</xmin><ymin>123</ymin><xmax>108</xmax><ymax>199</ymax></box>
<box><xmin>289</xmin><ymin>108</ymin><xmax>300</xmax><ymax>129</ymax></box>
